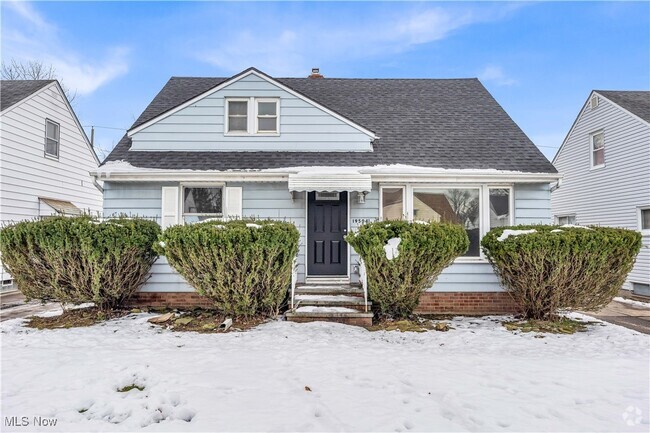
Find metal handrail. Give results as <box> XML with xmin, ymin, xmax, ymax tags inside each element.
<box><xmin>290</xmin><ymin>256</ymin><xmax>298</xmax><ymax>310</ymax></box>
<box><xmin>359</xmin><ymin>259</ymin><xmax>368</xmax><ymax>312</ymax></box>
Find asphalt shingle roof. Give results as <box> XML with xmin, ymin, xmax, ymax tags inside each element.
<box><xmin>596</xmin><ymin>90</ymin><xmax>650</xmax><ymax>123</ymax></box>
<box><xmin>1</xmin><ymin>80</ymin><xmax>54</xmax><ymax>111</ymax></box>
<box><xmin>105</xmin><ymin>71</ymin><xmax>556</xmax><ymax>173</ymax></box>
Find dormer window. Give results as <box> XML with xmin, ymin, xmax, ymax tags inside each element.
<box><xmin>256</xmin><ymin>100</ymin><xmax>278</xmax><ymax>133</ymax></box>
<box><xmin>225</xmin><ymin>97</ymin><xmax>279</xmax><ymax>135</ymax></box>
<box><xmin>226</xmin><ymin>99</ymin><xmax>248</xmax><ymax>133</ymax></box>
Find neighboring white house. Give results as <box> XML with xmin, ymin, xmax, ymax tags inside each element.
<box><xmin>94</xmin><ymin>67</ymin><xmax>560</xmax><ymax>322</ymax></box>
<box><xmin>552</xmin><ymin>90</ymin><xmax>650</xmax><ymax>297</ymax></box>
<box><xmin>0</xmin><ymin>80</ymin><xmax>103</xmax><ymax>287</ymax></box>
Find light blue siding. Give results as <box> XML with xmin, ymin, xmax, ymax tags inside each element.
<box><xmin>130</xmin><ymin>74</ymin><xmax>373</xmax><ymax>152</ymax></box>
<box><xmin>103</xmin><ymin>181</ymin><xmax>552</xmax><ymax>294</ymax></box>
<box><xmin>514</xmin><ymin>183</ymin><xmax>552</xmax><ymax>225</ymax></box>
<box><xmin>349</xmin><ymin>184</ymin><xmax>380</xmax><ymax>282</ymax></box>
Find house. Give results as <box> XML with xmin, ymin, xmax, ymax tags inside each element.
<box><xmin>0</xmin><ymin>80</ymin><xmax>103</xmax><ymax>288</ymax></box>
<box><xmin>93</xmin><ymin>67</ymin><xmax>559</xmax><ymax>322</ymax></box>
<box><xmin>551</xmin><ymin>90</ymin><xmax>650</xmax><ymax>297</ymax></box>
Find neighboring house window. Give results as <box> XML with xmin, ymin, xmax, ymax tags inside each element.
<box><xmin>590</xmin><ymin>131</ymin><xmax>605</xmax><ymax>168</ymax></box>
<box><xmin>640</xmin><ymin>208</ymin><xmax>650</xmax><ymax>235</ymax></box>
<box><xmin>225</xmin><ymin>97</ymin><xmax>279</xmax><ymax>135</ymax></box>
<box><xmin>256</xmin><ymin>99</ymin><xmax>278</xmax><ymax>133</ymax></box>
<box><xmin>226</xmin><ymin>100</ymin><xmax>248</xmax><ymax>133</ymax></box>
<box><xmin>489</xmin><ymin>188</ymin><xmax>512</xmax><ymax>228</ymax></box>
<box><xmin>557</xmin><ymin>215</ymin><xmax>576</xmax><ymax>225</ymax></box>
<box><xmin>381</xmin><ymin>187</ymin><xmax>405</xmax><ymax>220</ymax></box>
<box><xmin>182</xmin><ymin>186</ymin><xmax>223</xmax><ymax>224</ymax></box>
<box><xmin>412</xmin><ymin>188</ymin><xmax>481</xmax><ymax>257</ymax></box>
<box><xmin>45</xmin><ymin>119</ymin><xmax>60</xmax><ymax>158</ymax></box>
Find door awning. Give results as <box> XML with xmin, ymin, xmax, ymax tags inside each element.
<box><xmin>288</xmin><ymin>171</ymin><xmax>372</xmax><ymax>192</ymax></box>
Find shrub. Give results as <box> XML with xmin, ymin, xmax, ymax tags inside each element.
<box><xmin>0</xmin><ymin>216</ymin><xmax>160</xmax><ymax>309</ymax></box>
<box><xmin>157</xmin><ymin>219</ymin><xmax>300</xmax><ymax>318</ymax></box>
<box><xmin>345</xmin><ymin>220</ymin><xmax>469</xmax><ymax>318</ymax></box>
<box><xmin>481</xmin><ymin>225</ymin><xmax>642</xmax><ymax>320</ymax></box>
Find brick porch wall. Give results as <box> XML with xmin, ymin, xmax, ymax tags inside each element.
<box><xmin>415</xmin><ymin>292</ymin><xmax>520</xmax><ymax>315</ymax></box>
<box><xmin>128</xmin><ymin>292</ymin><xmax>214</xmax><ymax>309</ymax></box>
<box><xmin>129</xmin><ymin>291</ymin><xmax>520</xmax><ymax>315</ymax></box>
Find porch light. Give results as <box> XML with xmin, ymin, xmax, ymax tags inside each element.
<box><xmin>357</xmin><ymin>191</ymin><xmax>368</xmax><ymax>204</ymax></box>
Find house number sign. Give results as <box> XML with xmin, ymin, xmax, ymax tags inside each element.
<box><xmin>352</xmin><ymin>217</ymin><xmax>378</xmax><ymax>225</ymax></box>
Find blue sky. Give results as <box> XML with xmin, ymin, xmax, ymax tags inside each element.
<box><xmin>2</xmin><ymin>1</ymin><xmax>648</xmax><ymax>161</ymax></box>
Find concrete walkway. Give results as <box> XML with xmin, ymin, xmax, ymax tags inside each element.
<box><xmin>0</xmin><ymin>291</ymin><xmax>60</xmax><ymax>322</ymax></box>
<box><xmin>585</xmin><ymin>298</ymin><xmax>650</xmax><ymax>335</ymax></box>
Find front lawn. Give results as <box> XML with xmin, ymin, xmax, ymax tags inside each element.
<box><xmin>1</xmin><ymin>313</ymin><xmax>648</xmax><ymax>432</ymax></box>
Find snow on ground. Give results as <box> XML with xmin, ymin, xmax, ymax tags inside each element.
<box><xmin>1</xmin><ymin>313</ymin><xmax>648</xmax><ymax>432</ymax></box>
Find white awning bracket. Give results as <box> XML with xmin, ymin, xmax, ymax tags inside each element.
<box><xmin>288</xmin><ymin>172</ymin><xmax>372</xmax><ymax>192</ymax></box>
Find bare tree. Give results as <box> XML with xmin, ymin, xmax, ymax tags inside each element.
<box><xmin>2</xmin><ymin>59</ymin><xmax>76</xmax><ymax>102</ymax></box>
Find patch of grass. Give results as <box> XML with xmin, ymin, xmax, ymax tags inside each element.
<box><xmin>26</xmin><ymin>307</ymin><xmax>128</xmax><ymax>330</ymax></box>
<box><xmin>117</xmin><ymin>384</ymin><xmax>145</xmax><ymax>392</ymax></box>
<box><xmin>502</xmin><ymin>317</ymin><xmax>590</xmax><ymax>334</ymax></box>
<box><xmin>367</xmin><ymin>318</ymin><xmax>452</xmax><ymax>333</ymax></box>
<box><xmin>148</xmin><ymin>309</ymin><xmax>267</xmax><ymax>333</ymax></box>
<box><xmin>78</xmin><ymin>408</ymin><xmax>88</xmax><ymax>414</ymax></box>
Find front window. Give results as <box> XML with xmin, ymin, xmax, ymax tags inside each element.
<box><xmin>256</xmin><ymin>100</ymin><xmax>278</xmax><ymax>133</ymax></box>
<box><xmin>182</xmin><ymin>187</ymin><xmax>223</xmax><ymax>223</ymax></box>
<box><xmin>45</xmin><ymin>119</ymin><xmax>60</xmax><ymax>158</ymax></box>
<box><xmin>381</xmin><ymin>187</ymin><xmax>405</xmax><ymax>220</ymax></box>
<box><xmin>557</xmin><ymin>215</ymin><xmax>576</xmax><ymax>225</ymax></box>
<box><xmin>227</xmin><ymin>100</ymin><xmax>248</xmax><ymax>133</ymax></box>
<box><xmin>489</xmin><ymin>188</ymin><xmax>511</xmax><ymax>228</ymax></box>
<box><xmin>413</xmin><ymin>188</ymin><xmax>481</xmax><ymax>256</ymax></box>
<box><xmin>591</xmin><ymin>132</ymin><xmax>605</xmax><ymax>168</ymax></box>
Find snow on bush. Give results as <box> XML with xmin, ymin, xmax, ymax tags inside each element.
<box><xmin>345</xmin><ymin>220</ymin><xmax>468</xmax><ymax>318</ymax></box>
<box><xmin>496</xmin><ymin>229</ymin><xmax>537</xmax><ymax>242</ymax></box>
<box><xmin>157</xmin><ymin>219</ymin><xmax>299</xmax><ymax>317</ymax></box>
<box><xmin>0</xmin><ymin>216</ymin><xmax>160</xmax><ymax>309</ymax></box>
<box><xmin>383</xmin><ymin>237</ymin><xmax>401</xmax><ymax>260</ymax></box>
<box><xmin>482</xmin><ymin>225</ymin><xmax>642</xmax><ymax>320</ymax></box>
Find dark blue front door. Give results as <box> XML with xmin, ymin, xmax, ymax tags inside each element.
<box><xmin>307</xmin><ymin>192</ymin><xmax>348</xmax><ymax>276</ymax></box>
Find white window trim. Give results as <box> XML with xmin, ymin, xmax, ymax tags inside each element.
<box><xmin>255</xmin><ymin>98</ymin><xmax>280</xmax><ymax>134</ymax></box>
<box><xmin>224</xmin><ymin>98</ymin><xmax>250</xmax><ymax>136</ymax></box>
<box><xmin>224</xmin><ymin>97</ymin><xmax>280</xmax><ymax>136</ymax></box>
<box><xmin>180</xmin><ymin>183</ymin><xmax>226</xmax><ymax>224</ymax></box>
<box><xmin>590</xmin><ymin>130</ymin><xmax>605</xmax><ymax>170</ymax></box>
<box><xmin>44</xmin><ymin>118</ymin><xmax>60</xmax><ymax>159</ymax></box>
<box><xmin>379</xmin><ymin>185</ymin><xmax>406</xmax><ymax>221</ymax></box>
<box><xmin>638</xmin><ymin>206</ymin><xmax>650</xmax><ymax>235</ymax></box>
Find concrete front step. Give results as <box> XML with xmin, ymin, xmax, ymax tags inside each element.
<box><xmin>294</xmin><ymin>294</ymin><xmax>370</xmax><ymax>312</ymax></box>
<box><xmin>286</xmin><ymin>307</ymin><xmax>373</xmax><ymax>327</ymax></box>
<box><xmin>295</xmin><ymin>284</ymin><xmax>363</xmax><ymax>297</ymax></box>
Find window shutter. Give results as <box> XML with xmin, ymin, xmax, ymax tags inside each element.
<box><xmin>161</xmin><ymin>186</ymin><xmax>179</xmax><ymax>228</ymax></box>
<box><xmin>225</xmin><ymin>187</ymin><xmax>243</xmax><ymax>220</ymax></box>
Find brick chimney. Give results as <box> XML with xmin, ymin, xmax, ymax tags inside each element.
<box><xmin>308</xmin><ymin>68</ymin><xmax>324</xmax><ymax>79</ymax></box>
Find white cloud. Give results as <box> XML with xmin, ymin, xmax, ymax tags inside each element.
<box><xmin>478</xmin><ymin>65</ymin><xmax>518</xmax><ymax>86</ymax></box>
<box><xmin>1</xmin><ymin>1</ymin><xmax>129</xmax><ymax>96</ymax></box>
<box><xmin>196</xmin><ymin>4</ymin><xmax>523</xmax><ymax>76</ymax></box>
